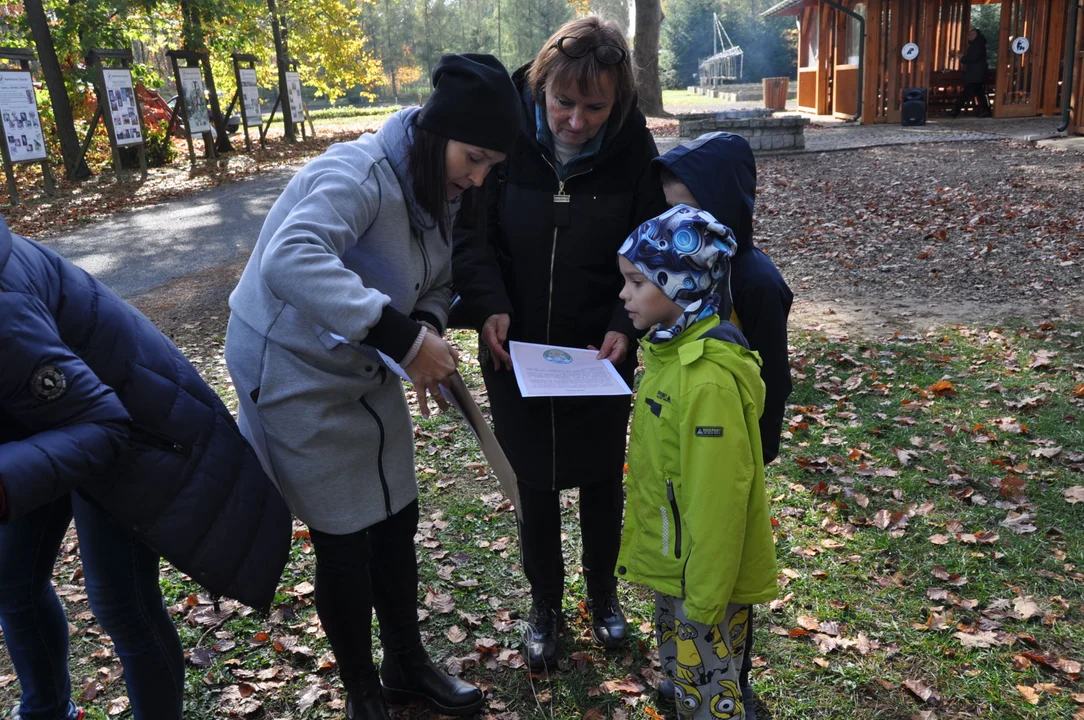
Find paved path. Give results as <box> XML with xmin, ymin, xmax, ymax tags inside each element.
<box><xmin>42</xmin><ymin>114</ymin><xmax>1062</xmax><ymax>300</ymax></box>
<box><xmin>38</xmin><ymin>165</ymin><xmax>300</xmax><ymax>298</ymax></box>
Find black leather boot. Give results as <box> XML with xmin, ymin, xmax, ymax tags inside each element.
<box><xmin>524</xmin><ymin>596</ymin><xmax>562</xmax><ymax>671</ymax></box>
<box><xmin>380</xmin><ymin>644</ymin><xmax>484</xmax><ymax>716</ymax></box>
<box><xmin>587</xmin><ymin>588</ymin><xmax>627</xmax><ymax>650</ymax></box>
<box><xmin>658</xmin><ymin>677</ymin><xmax>676</xmax><ymax>704</ymax></box>
<box><xmin>346</xmin><ymin>673</ymin><xmax>391</xmax><ymax>720</ymax></box>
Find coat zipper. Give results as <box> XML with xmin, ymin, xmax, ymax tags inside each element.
<box><xmin>360</xmin><ymin>397</ymin><xmax>393</xmax><ymax>517</ymax></box>
<box><xmin>666</xmin><ymin>478</ymin><xmax>682</xmax><ymax>559</ymax></box>
<box><xmin>541</xmin><ymin>156</ymin><xmax>592</xmax><ymax>491</ymax></box>
<box><xmin>413</xmin><ymin>226</ymin><xmax>431</xmax><ymax>291</ymax></box>
<box><xmin>131</xmin><ymin>426</ymin><xmax>191</xmax><ymax>457</ymax></box>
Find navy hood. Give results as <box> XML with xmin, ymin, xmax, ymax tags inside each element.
<box><xmin>654</xmin><ymin>132</ymin><xmax>756</xmax><ymax>253</ymax></box>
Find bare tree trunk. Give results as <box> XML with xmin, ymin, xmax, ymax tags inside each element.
<box><xmin>24</xmin><ymin>0</ymin><xmax>91</xmax><ymax>179</ymax></box>
<box><xmin>633</xmin><ymin>0</ymin><xmax>666</xmax><ymax>116</ymax></box>
<box><xmin>267</xmin><ymin>0</ymin><xmax>296</xmax><ymax>141</ymax></box>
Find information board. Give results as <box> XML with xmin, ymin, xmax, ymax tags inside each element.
<box><xmin>103</xmin><ymin>69</ymin><xmax>143</xmax><ymax>146</ymax></box>
<box><xmin>178</xmin><ymin>66</ymin><xmax>212</xmax><ymax>134</ymax></box>
<box><xmin>239</xmin><ymin>68</ymin><xmax>262</xmax><ymax>127</ymax></box>
<box><xmin>0</xmin><ymin>71</ymin><xmax>47</xmax><ymax>162</ymax></box>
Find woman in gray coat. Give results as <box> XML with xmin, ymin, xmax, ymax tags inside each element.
<box><xmin>224</xmin><ymin>54</ymin><xmax>521</xmax><ymax>720</ymax></box>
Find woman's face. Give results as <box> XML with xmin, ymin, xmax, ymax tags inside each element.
<box><xmin>444</xmin><ymin>141</ymin><xmax>506</xmax><ymax>201</ymax></box>
<box><xmin>969</xmin><ymin>29</ymin><xmax>978</xmax><ymax>41</ymax></box>
<box><xmin>544</xmin><ymin>73</ymin><xmax>615</xmax><ymax>146</ymax></box>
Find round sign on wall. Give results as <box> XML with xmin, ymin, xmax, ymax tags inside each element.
<box><xmin>902</xmin><ymin>43</ymin><xmax>920</xmax><ymax>61</ymax></box>
<box><xmin>1012</xmin><ymin>37</ymin><xmax>1030</xmax><ymax>55</ymax></box>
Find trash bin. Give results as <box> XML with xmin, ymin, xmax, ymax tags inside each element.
<box><xmin>763</xmin><ymin>77</ymin><xmax>789</xmax><ymax>111</ymax></box>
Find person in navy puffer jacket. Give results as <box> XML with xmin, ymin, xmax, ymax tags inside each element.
<box><xmin>0</xmin><ymin>216</ymin><xmax>291</xmax><ymax>720</ymax></box>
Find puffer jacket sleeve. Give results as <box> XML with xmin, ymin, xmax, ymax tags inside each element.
<box><xmin>732</xmin><ymin>249</ymin><xmax>794</xmax><ymax>465</ymax></box>
<box><xmin>677</xmin><ymin>379</ymin><xmax>754</xmax><ymax>626</ymax></box>
<box><xmin>452</xmin><ymin>170</ymin><xmax>514</xmax><ymax>330</ymax></box>
<box><xmin>0</xmin><ymin>292</ymin><xmax>130</xmax><ymax>521</ymax></box>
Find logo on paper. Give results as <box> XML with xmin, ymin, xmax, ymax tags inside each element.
<box><xmin>543</xmin><ymin>349</ymin><xmax>573</xmax><ymax>364</ymax></box>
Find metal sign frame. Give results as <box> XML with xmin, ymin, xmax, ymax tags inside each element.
<box><xmin>0</xmin><ymin>47</ymin><xmax>56</xmax><ymax>205</ymax></box>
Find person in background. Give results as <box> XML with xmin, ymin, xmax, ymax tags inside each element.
<box><xmin>653</xmin><ymin>131</ymin><xmax>792</xmax><ymax>718</ymax></box>
<box><xmin>0</xmin><ymin>216</ymin><xmax>291</xmax><ymax>720</ymax></box>
<box><xmin>224</xmin><ymin>54</ymin><xmax>521</xmax><ymax>719</ymax></box>
<box><xmin>451</xmin><ymin>15</ymin><xmax>668</xmax><ymax>672</ymax></box>
<box><xmin>614</xmin><ymin>205</ymin><xmax>779</xmax><ymax>720</ymax></box>
<box><xmin>952</xmin><ymin>29</ymin><xmax>992</xmax><ymax>118</ymax></box>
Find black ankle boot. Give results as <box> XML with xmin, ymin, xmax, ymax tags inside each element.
<box><xmin>587</xmin><ymin>588</ymin><xmax>627</xmax><ymax>650</ymax></box>
<box><xmin>346</xmin><ymin>673</ymin><xmax>390</xmax><ymax>720</ymax></box>
<box><xmin>380</xmin><ymin>644</ymin><xmax>484</xmax><ymax>716</ymax></box>
<box><xmin>524</xmin><ymin>596</ymin><xmax>562</xmax><ymax>671</ymax></box>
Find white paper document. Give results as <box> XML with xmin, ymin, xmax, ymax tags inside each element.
<box><xmin>509</xmin><ymin>341</ymin><xmax>631</xmax><ymax>398</ymax></box>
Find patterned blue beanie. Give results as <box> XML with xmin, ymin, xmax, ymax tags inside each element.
<box><xmin>619</xmin><ymin>204</ymin><xmax>737</xmax><ymax>342</ymax></box>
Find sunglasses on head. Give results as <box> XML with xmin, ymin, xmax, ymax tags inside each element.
<box><xmin>554</xmin><ymin>36</ymin><xmax>628</xmax><ymax>65</ymax></box>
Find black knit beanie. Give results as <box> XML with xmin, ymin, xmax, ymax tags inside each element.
<box><xmin>417</xmin><ymin>53</ymin><xmax>522</xmax><ymax>155</ymax></box>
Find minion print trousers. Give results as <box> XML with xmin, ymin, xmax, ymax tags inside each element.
<box><xmin>656</xmin><ymin>593</ymin><xmax>750</xmax><ymax>720</ymax></box>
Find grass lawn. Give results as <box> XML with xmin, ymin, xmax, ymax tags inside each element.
<box><xmin>10</xmin><ymin>317</ymin><xmax>1082</xmax><ymax>720</ymax></box>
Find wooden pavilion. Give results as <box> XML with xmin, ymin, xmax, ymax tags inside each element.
<box><xmin>764</xmin><ymin>0</ymin><xmax>1084</xmax><ymax>132</ymax></box>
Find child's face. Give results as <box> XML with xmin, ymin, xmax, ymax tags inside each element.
<box><xmin>662</xmin><ymin>178</ymin><xmax>700</xmax><ymax>209</ymax></box>
<box><xmin>618</xmin><ymin>255</ymin><xmax>684</xmax><ymax>331</ymax></box>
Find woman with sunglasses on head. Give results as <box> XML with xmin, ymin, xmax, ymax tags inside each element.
<box><xmin>452</xmin><ymin>16</ymin><xmax>668</xmax><ymax>672</ymax></box>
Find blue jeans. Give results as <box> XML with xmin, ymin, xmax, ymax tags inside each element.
<box><xmin>0</xmin><ymin>492</ymin><xmax>184</xmax><ymax>720</ymax></box>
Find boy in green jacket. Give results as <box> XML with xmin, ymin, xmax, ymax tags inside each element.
<box><xmin>614</xmin><ymin>204</ymin><xmax>778</xmax><ymax>720</ymax></box>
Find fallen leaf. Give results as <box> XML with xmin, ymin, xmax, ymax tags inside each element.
<box><xmin>1000</xmin><ymin>512</ymin><xmax>1038</xmax><ymax>534</ymax></box>
<box><xmin>1030</xmin><ymin>446</ymin><xmax>1062</xmax><ymax>460</ymax></box>
<box><xmin>599</xmin><ymin>677</ymin><xmax>646</xmax><ymax>695</ymax></box>
<box><xmin>1062</xmin><ymin>487</ymin><xmax>1084</xmax><ymax>504</ymax></box>
<box><xmin>219</xmin><ymin>684</ymin><xmax>263</xmax><ymax>715</ymax></box>
<box><xmin>929</xmin><ymin>534</ymin><xmax>950</xmax><ymax>545</ymax></box>
<box><xmin>1016</xmin><ymin>685</ymin><xmax>1040</xmax><ymax>705</ymax></box>
<box><xmin>298</xmin><ymin>683</ymin><xmax>327</xmax><ymax>713</ymax></box>
<box><xmin>903</xmin><ymin>678</ymin><xmax>941</xmax><ymax>705</ymax></box>
<box><xmin>1013</xmin><ymin>596</ymin><xmax>1042</xmax><ymax>621</ymax></box>
<box><xmin>797</xmin><ymin>615</ymin><xmax>822</xmax><ymax>631</ymax></box>
<box><xmin>931</xmin><ymin>566</ymin><xmax>968</xmax><ymax>586</ymax></box>
<box><xmin>954</xmin><ymin>630</ymin><xmax>1006</xmax><ymax>648</ymax></box>
<box><xmin>107</xmin><ymin>697</ymin><xmax>130</xmax><ymax>716</ymax></box>
<box><xmin>447</xmin><ymin>625</ymin><xmax>468</xmax><ymax>643</ymax></box>
<box><xmin>929</xmin><ymin>380</ymin><xmax>956</xmax><ymax>397</ymax></box>
<box><xmin>1029</xmin><ymin>350</ymin><xmax>1057</xmax><ymax>369</ymax></box>
<box><xmin>293</xmin><ymin>581</ymin><xmax>315</xmax><ymax>596</ymax></box>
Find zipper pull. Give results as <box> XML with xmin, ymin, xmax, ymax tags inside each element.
<box><xmin>666</xmin><ymin>478</ymin><xmax>676</xmax><ymax>502</ymax></box>
<box><xmin>553</xmin><ymin>180</ymin><xmax>570</xmax><ymax>227</ymax></box>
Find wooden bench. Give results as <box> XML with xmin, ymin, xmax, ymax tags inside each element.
<box><xmin>928</xmin><ymin>70</ymin><xmax>996</xmax><ymax>116</ymax></box>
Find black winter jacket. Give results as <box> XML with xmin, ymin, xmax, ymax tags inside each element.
<box><xmin>452</xmin><ymin>65</ymin><xmax>668</xmax><ymax>489</ymax></box>
<box><xmin>0</xmin><ymin>217</ymin><xmax>291</xmax><ymax>610</ymax></box>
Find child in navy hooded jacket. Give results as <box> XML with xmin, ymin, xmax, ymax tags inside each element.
<box><xmin>654</xmin><ymin>132</ymin><xmax>792</xmax><ymax>465</ymax></box>
<box><xmin>653</xmin><ymin>132</ymin><xmax>792</xmax><ymax>717</ymax></box>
